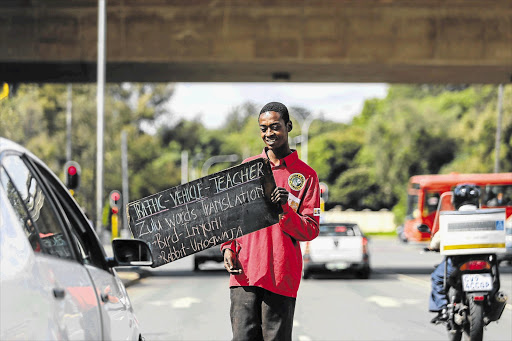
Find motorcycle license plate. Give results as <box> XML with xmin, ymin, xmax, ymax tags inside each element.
<box><xmin>462</xmin><ymin>273</ymin><xmax>493</xmax><ymax>291</ymax></box>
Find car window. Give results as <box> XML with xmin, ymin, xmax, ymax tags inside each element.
<box><xmin>34</xmin><ymin>162</ymin><xmax>108</xmax><ymax>269</ymax></box>
<box><xmin>319</xmin><ymin>224</ymin><xmax>357</xmax><ymax>236</ymax></box>
<box><xmin>0</xmin><ymin>155</ymin><xmax>74</xmax><ymax>260</ymax></box>
<box><xmin>0</xmin><ymin>166</ymin><xmax>43</xmax><ymax>252</ymax></box>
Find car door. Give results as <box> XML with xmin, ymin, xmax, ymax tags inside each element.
<box><xmin>0</xmin><ymin>153</ymin><xmax>103</xmax><ymax>340</ymax></box>
<box><xmin>0</xmin><ymin>185</ymin><xmax>59</xmax><ymax>340</ymax></box>
<box><xmin>32</xmin><ymin>156</ymin><xmax>141</xmax><ymax>341</ymax></box>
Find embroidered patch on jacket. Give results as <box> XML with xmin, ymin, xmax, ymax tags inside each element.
<box><xmin>313</xmin><ymin>208</ymin><xmax>321</xmax><ymax>216</ymax></box>
<box><xmin>288</xmin><ymin>193</ymin><xmax>301</xmax><ymax>212</ymax></box>
<box><xmin>288</xmin><ymin>173</ymin><xmax>306</xmax><ymax>191</ymax></box>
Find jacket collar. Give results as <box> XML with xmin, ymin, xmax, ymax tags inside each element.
<box><xmin>261</xmin><ymin>148</ymin><xmax>298</xmax><ymax>168</ymax></box>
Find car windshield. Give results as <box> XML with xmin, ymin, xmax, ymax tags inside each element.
<box><xmin>319</xmin><ymin>224</ymin><xmax>357</xmax><ymax>236</ymax></box>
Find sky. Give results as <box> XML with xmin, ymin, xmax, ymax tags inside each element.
<box><xmin>167</xmin><ymin>83</ymin><xmax>389</xmax><ymax>129</ymax></box>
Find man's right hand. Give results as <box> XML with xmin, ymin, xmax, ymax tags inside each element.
<box><xmin>223</xmin><ymin>249</ymin><xmax>242</xmax><ymax>274</ymax></box>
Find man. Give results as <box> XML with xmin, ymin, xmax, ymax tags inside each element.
<box><xmin>221</xmin><ymin>102</ymin><xmax>320</xmax><ymax>341</ymax></box>
<box><xmin>429</xmin><ymin>184</ymin><xmax>481</xmax><ymax>324</ymax></box>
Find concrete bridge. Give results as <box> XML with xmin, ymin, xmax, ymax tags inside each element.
<box><xmin>1</xmin><ymin>0</ymin><xmax>511</xmax><ymax>83</ymax></box>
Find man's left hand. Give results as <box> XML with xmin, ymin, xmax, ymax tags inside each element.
<box><xmin>271</xmin><ymin>187</ymin><xmax>289</xmax><ymax>206</ymax></box>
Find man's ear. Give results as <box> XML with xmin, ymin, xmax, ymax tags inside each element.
<box><xmin>287</xmin><ymin>121</ymin><xmax>293</xmax><ymax>132</ymax></box>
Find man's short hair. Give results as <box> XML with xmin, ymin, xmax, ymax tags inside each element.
<box><xmin>259</xmin><ymin>102</ymin><xmax>290</xmax><ymax>124</ymax></box>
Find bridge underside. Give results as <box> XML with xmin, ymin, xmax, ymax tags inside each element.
<box><xmin>2</xmin><ymin>61</ymin><xmax>510</xmax><ymax>84</ymax></box>
<box><xmin>1</xmin><ymin>1</ymin><xmax>511</xmax><ymax>84</ymax></box>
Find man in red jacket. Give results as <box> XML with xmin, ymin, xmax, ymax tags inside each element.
<box><xmin>221</xmin><ymin>102</ymin><xmax>320</xmax><ymax>341</ymax></box>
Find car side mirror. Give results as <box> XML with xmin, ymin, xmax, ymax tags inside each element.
<box><xmin>110</xmin><ymin>238</ymin><xmax>153</xmax><ymax>267</ymax></box>
<box><xmin>417</xmin><ymin>224</ymin><xmax>431</xmax><ymax>233</ymax></box>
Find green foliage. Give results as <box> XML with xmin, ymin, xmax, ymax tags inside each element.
<box><xmin>1</xmin><ymin>83</ymin><xmax>510</xmax><ymax>232</ymax></box>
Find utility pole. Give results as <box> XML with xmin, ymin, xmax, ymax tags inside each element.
<box><xmin>66</xmin><ymin>84</ymin><xmax>72</xmax><ymax>162</ymax></box>
<box><xmin>181</xmin><ymin>150</ymin><xmax>189</xmax><ymax>184</ymax></box>
<box><xmin>95</xmin><ymin>0</ymin><xmax>106</xmax><ymax>235</ymax></box>
<box><xmin>121</xmin><ymin>130</ymin><xmax>130</xmax><ymax>236</ymax></box>
<box><xmin>494</xmin><ymin>84</ymin><xmax>504</xmax><ymax>173</ymax></box>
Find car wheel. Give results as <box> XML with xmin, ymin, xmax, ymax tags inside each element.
<box><xmin>356</xmin><ymin>267</ymin><xmax>370</xmax><ymax>279</ymax></box>
<box><xmin>302</xmin><ymin>271</ymin><xmax>311</xmax><ymax>279</ymax></box>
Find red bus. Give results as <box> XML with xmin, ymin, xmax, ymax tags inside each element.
<box><xmin>401</xmin><ymin>172</ymin><xmax>512</xmax><ymax>242</ymax></box>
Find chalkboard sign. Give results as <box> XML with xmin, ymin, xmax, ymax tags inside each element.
<box><xmin>126</xmin><ymin>158</ymin><xmax>282</xmax><ymax>267</ymax></box>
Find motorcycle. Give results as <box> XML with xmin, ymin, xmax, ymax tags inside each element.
<box><xmin>424</xmin><ymin>191</ymin><xmax>508</xmax><ymax>341</ymax></box>
<box><xmin>444</xmin><ymin>253</ymin><xmax>507</xmax><ymax>341</ymax></box>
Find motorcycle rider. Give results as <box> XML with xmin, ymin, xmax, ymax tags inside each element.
<box><xmin>428</xmin><ymin>183</ymin><xmax>481</xmax><ymax>324</ymax></box>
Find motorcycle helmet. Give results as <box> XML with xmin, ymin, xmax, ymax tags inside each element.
<box><xmin>452</xmin><ymin>183</ymin><xmax>481</xmax><ymax>210</ymax></box>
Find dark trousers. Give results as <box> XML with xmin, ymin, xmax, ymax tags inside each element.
<box><xmin>429</xmin><ymin>257</ymin><xmax>455</xmax><ymax>312</ymax></box>
<box><xmin>230</xmin><ymin>286</ymin><xmax>296</xmax><ymax>341</ymax></box>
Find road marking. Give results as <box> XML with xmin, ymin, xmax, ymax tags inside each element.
<box><xmin>298</xmin><ymin>335</ymin><xmax>312</xmax><ymax>341</ymax></box>
<box><xmin>397</xmin><ymin>274</ymin><xmax>431</xmax><ymax>289</ymax></box>
<box><xmin>366</xmin><ymin>295</ymin><xmax>422</xmax><ymax>308</ymax></box>
<box><xmin>171</xmin><ymin>297</ymin><xmax>201</xmax><ymax>308</ymax></box>
<box><xmin>366</xmin><ymin>295</ymin><xmax>401</xmax><ymax>308</ymax></box>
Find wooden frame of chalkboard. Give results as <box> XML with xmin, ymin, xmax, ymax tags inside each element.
<box><xmin>126</xmin><ymin>158</ymin><xmax>282</xmax><ymax>268</ymax></box>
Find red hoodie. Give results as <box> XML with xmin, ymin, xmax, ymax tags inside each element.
<box><xmin>221</xmin><ymin>149</ymin><xmax>320</xmax><ymax>298</ymax></box>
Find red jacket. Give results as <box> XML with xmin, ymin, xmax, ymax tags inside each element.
<box><xmin>221</xmin><ymin>149</ymin><xmax>320</xmax><ymax>297</ymax></box>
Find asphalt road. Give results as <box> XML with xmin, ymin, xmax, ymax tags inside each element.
<box><xmin>126</xmin><ymin>237</ymin><xmax>512</xmax><ymax>341</ymax></box>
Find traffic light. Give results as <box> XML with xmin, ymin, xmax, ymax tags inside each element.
<box><xmin>109</xmin><ymin>190</ymin><xmax>122</xmax><ymax>239</ymax></box>
<box><xmin>319</xmin><ymin>182</ymin><xmax>329</xmax><ymax>202</ymax></box>
<box><xmin>109</xmin><ymin>190</ymin><xmax>121</xmax><ymax>214</ymax></box>
<box><xmin>64</xmin><ymin>161</ymin><xmax>81</xmax><ymax>191</ymax></box>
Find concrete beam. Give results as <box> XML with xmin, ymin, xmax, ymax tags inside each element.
<box><xmin>1</xmin><ymin>0</ymin><xmax>511</xmax><ymax>83</ymax></box>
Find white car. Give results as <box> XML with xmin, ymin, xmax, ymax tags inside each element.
<box><xmin>0</xmin><ymin>138</ymin><xmax>153</xmax><ymax>340</ymax></box>
<box><xmin>302</xmin><ymin>222</ymin><xmax>371</xmax><ymax>279</ymax></box>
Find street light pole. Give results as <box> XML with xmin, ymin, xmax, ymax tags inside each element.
<box><xmin>494</xmin><ymin>84</ymin><xmax>504</xmax><ymax>173</ymax></box>
<box><xmin>300</xmin><ymin>115</ymin><xmax>316</xmax><ymax>165</ymax></box>
<box><xmin>201</xmin><ymin>154</ymin><xmax>239</xmax><ymax>177</ymax></box>
<box><xmin>290</xmin><ymin>113</ymin><xmax>316</xmax><ymax>165</ymax></box>
<box><xmin>95</xmin><ymin>0</ymin><xmax>106</xmax><ymax>235</ymax></box>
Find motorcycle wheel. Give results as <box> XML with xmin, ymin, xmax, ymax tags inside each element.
<box><xmin>463</xmin><ymin>299</ymin><xmax>484</xmax><ymax>341</ymax></box>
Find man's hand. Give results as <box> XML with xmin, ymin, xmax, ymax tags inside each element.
<box><xmin>223</xmin><ymin>249</ymin><xmax>242</xmax><ymax>274</ymax></box>
<box><xmin>271</xmin><ymin>187</ymin><xmax>289</xmax><ymax>206</ymax></box>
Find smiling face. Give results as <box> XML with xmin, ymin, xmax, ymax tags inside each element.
<box><xmin>259</xmin><ymin>111</ymin><xmax>292</xmax><ymax>160</ymax></box>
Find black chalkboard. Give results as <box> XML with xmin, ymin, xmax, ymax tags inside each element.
<box><xmin>126</xmin><ymin>158</ymin><xmax>282</xmax><ymax>267</ymax></box>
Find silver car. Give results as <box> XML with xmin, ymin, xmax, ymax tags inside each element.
<box><xmin>0</xmin><ymin>138</ymin><xmax>152</xmax><ymax>340</ymax></box>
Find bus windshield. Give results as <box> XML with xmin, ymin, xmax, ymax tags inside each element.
<box><xmin>483</xmin><ymin>184</ymin><xmax>512</xmax><ymax>207</ymax></box>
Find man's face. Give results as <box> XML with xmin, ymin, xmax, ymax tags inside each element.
<box><xmin>259</xmin><ymin>111</ymin><xmax>290</xmax><ymax>151</ymax></box>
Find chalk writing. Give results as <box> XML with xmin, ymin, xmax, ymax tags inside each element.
<box><xmin>126</xmin><ymin>158</ymin><xmax>282</xmax><ymax>267</ymax></box>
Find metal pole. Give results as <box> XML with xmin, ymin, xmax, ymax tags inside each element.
<box><xmin>494</xmin><ymin>84</ymin><xmax>504</xmax><ymax>173</ymax></box>
<box><xmin>181</xmin><ymin>150</ymin><xmax>189</xmax><ymax>184</ymax></box>
<box><xmin>201</xmin><ymin>154</ymin><xmax>239</xmax><ymax>177</ymax></box>
<box><xmin>301</xmin><ymin>115</ymin><xmax>315</xmax><ymax>165</ymax></box>
<box><xmin>66</xmin><ymin>84</ymin><xmax>72</xmax><ymax>162</ymax></box>
<box><xmin>95</xmin><ymin>0</ymin><xmax>106</xmax><ymax>235</ymax></box>
<box><xmin>121</xmin><ymin>130</ymin><xmax>129</xmax><ymax>235</ymax></box>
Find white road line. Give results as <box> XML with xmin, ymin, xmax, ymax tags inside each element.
<box><xmin>396</xmin><ymin>274</ymin><xmax>431</xmax><ymax>289</ymax></box>
<box><xmin>170</xmin><ymin>297</ymin><xmax>201</xmax><ymax>308</ymax></box>
<box><xmin>298</xmin><ymin>335</ymin><xmax>312</xmax><ymax>341</ymax></box>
